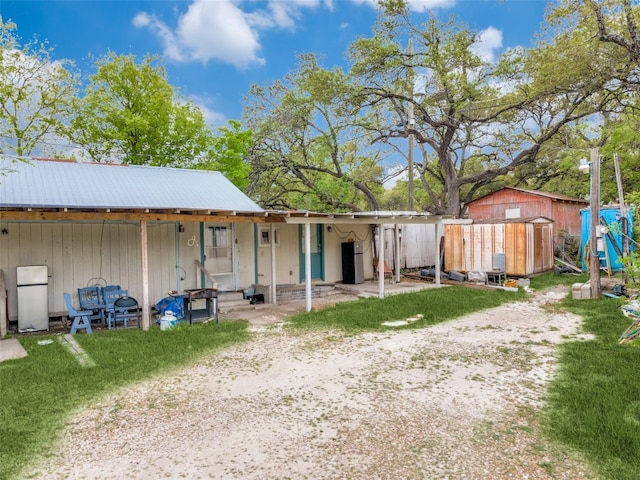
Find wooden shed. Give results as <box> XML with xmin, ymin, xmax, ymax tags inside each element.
<box><xmin>466</xmin><ymin>187</ymin><xmax>586</xmax><ymax>242</ymax></box>
<box><xmin>444</xmin><ymin>217</ymin><xmax>554</xmax><ymax>277</ymax></box>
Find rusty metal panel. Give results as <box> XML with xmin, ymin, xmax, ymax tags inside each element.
<box><xmin>444</xmin><ymin>224</ymin><xmax>465</xmax><ymax>272</ymax></box>
<box><xmin>505</xmin><ymin>223</ymin><xmax>527</xmax><ymax>276</ymax></box>
<box><xmin>446</xmin><ymin>218</ymin><xmax>554</xmax><ymax>277</ymax></box>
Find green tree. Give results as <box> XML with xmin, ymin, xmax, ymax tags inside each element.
<box><xmin>0</xmin><ymin>19</ymin><xmax>77</xmax><ymax>158</ymax></box>
<box><xmin>191</xmin><ymin>120</ymin><xmax>253</xmax><ymax>191</ymax></box>
<box><xmin>69</xmin><ymin>52</ymin><xmax>212</xmax><ymax>166</ymax></box>
<box><xmin>348</xmin><ymin>2</ymin><xmax>630</xmax><ymax>216</ymax></box>
<box><xmin>245</xmin><ymin>54</ymin><xmax>386</xmax><ymax>211</ymax></box>
<box><xmin>68</xmin><ymin>52</ymin><xmax>252</xmax><ymax>188</ymax></box>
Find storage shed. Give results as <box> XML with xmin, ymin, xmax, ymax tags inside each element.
<box><xmin>466</xmin><ymin>187</ymin><xmax>586</xmax><ymax>244</ymax></box>
<box><xmin>444</xmin><ymin>217</ymin><xmax>554</xmax><ymax>277</ymax></box>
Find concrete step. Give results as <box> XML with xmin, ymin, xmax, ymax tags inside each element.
<box><xmin>219</xmin><ymin>299</ymin><xmax>252</xmax><ymax>309</ymax></box>
<box><xmin>218</xmin><ymin>291</ymin><xmax>245</xmax><ymax>302</ymax></box>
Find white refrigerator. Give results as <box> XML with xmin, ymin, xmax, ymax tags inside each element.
<box><xmin>17</xmin><ymin>265</ymin><xmax>49</xmax><ymax>332</ymax></box>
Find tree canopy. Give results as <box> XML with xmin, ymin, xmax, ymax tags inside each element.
<box><xmin>68</xmin><ymin>52</ymin><xmax>215</xmax><ymax>167</ymax></box>
<box><xmin>0</xmin><ymin>19</ymin><xmax>77</xmax><ymax>158</ymax></box>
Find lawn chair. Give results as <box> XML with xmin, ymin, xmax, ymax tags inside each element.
<box><xmin>112</xmin><ymin>296</ymin><xmax>140</xmax><ymax>329</ymax></box>
<box><xmin>77</xmin><ymin>286</ymin><xmax>106</xmax><ymax>324</ymax></box>
<box><xmin>63</xmin><ymin>293</ymin><xmax>93</xmax><ymax>334</ymax></box>
<box><xmin>103</xmin><ymin>287</ymin><xmax>128</xmax><ymax>329</ymax></box>
<box><xmin>373</xmin><ymin>257</ymin><xmax>393</xmax><ymax>281</ymax></box>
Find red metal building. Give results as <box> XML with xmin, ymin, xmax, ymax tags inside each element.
<box><xmin>466</xmin><ymin>187</ymin><xmax>587</xmax><ymax>241</ymax></box>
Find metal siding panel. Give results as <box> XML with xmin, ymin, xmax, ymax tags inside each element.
<box><xmin>61</xmin><ymin>223</ymin><xmax>74</xmax><ymax>314</ymax></box>
<box><xmin>444</xmin><ymin>225</ymin><xmax>459</xmax><ymax>271</ymax></box>
<box><xmin>504</xmin><ymin>224</ymin><xmax>516</xmax><ymax>275</ymax></box>
<box><xmin>463</xmin><ymin>226</ymin><xmax>473</xmax><ymax>272</ymax></box>
<box><xmin>526</xmin><ymin>224</ymin><xmax>534</xmax><ymax>275</ymax></box>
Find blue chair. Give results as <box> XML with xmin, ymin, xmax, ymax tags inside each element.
<box><xmin>64</xmin><ymin>293</ymin><xmax>93</xmax><ymax>334</ymax></box>
<box><xmin>103</xmin><ymin>287</ymin><xmax>128</xmax><ymax>329</ymax></box>
<box><xmin>77</xmin><ymin>286</ymin><xmax>106</xmax><ymax>324</ymax></box>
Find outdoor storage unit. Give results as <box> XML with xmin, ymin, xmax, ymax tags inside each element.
<box><xmin>444</xmin><ymin>217</ymin><xmax>554</xmax><ymax>277</ymax></box>
<box><xmin>16</xmin><ymin>265</ymin><xmax>49</xmax><ymax>331</ymax></box>
<box><xmin>580</xmin><ymin>206</ymin><xmax>634</xmax><ymax>272</ymax></box>
<box><xmin>341</xmin><ymin>241</ymin><xmax>364</xmax><ymax>284</ymax></box>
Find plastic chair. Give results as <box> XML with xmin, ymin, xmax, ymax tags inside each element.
<box><xmin>77</xmin><ymin>286</ymin><xmax>105</xmax><ymax>324</ymax></box>
<box><xmin>103</xmin><ymin>287</ymin><xmax>128</xmax><ymax>329</ymax></box>
<box><xmin>64</xmin><ymin>293</ymin><xmax>93</xmax><ymax>334</ymax></box>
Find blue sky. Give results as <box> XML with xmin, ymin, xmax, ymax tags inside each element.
<box><xmin>1</xmin><ymin>0</ymin><xmax>549</xmax><ymax>128</ymax></box>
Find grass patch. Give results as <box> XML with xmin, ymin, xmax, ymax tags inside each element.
<box><xmin>528</xmin><ymin>271</ymin><xmax>590</xmax><ymax>290</ymax></box>
<box><xmin>0</xmin><ymin>321</ymin><xmax>250</xmax><ymax>479</ymax></box>
<box><xmin>544</xmin><ymin>296</ymin><xmax>640</xmax><ymax>479</ymax></box>
<box><xmin>287</xmin><ymin>285</ymin><xmax>526</xmax><ymax>333</ymax></box>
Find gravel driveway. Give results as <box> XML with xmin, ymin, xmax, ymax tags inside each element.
<box><xmin>23</xmin><ymin>287</ymin><xmax>597</xmax><ymax>479</ymax></box>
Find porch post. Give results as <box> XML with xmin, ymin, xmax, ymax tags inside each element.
<box><xmin>140</xmin><ymin>220</ymin><xmax>150</xmax><ymax>330</ymax></box>
<box><xmin>305</xmin><ymin>222</ymin><xmax>312</xmax><ymax>312</ymax></box>
<box><xmin>378</xmin><ymin>223</ymin><xmax>385</xmax><ymax>299</ymax></box>
<box><xmin>435</xmin><ymin>220</ymin><xmax>441</xmax><ymax>288</ymax></box>
<box><xmin>394</xmin><ymin>223</ymin><xmax>401</xmax><ymax>283</ymax></box>
<box><xmin>270</xmin><ymin>223</ymin><xmax>277</xmax><ymax>304</ymax></box>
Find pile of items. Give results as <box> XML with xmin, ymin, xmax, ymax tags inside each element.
<box><xmin>619</xmin><ymin>301</ymin><xmax>640</xmax><ymax>344</ymax></box>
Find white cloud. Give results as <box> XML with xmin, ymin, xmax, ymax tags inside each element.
<box><xmin>351</xmin><ymin>0</ymin><xmax>454</xmax><ymax>10</ymax></box>
<box><xmin>191</xmin><ymin>96</ymin><xmax>227</xmax><ymax>128</ymax></box>
<box><xmin>470</xmin><ymin>26</ymin><xmax>503</xmax><ymax>63</ymax></box>
<box><xmin>406</xmin><ymin>0</ymin><xmax>456</xmax><ymax>10</ymax></box>
<box><xmin>134</xmin><ymin>0</ymin><xmax>329</xmax><ymax>70</ymax></box>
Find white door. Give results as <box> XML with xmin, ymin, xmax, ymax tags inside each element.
<box><xmin>204</xmin><ymin>223</ymin><xmax>235</xmax><ymax>291</ymax></box>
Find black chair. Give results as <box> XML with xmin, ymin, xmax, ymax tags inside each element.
<box><xmin>112</xmin><ymin>296</ymin><xmax>140</xmax><ymax>328</ymax></box>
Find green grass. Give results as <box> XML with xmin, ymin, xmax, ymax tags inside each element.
<box><xmin>287</xmin><ymin>284</ymin><xmax>526</xmax><ymax>332</ymax></box>
<box><xmin>528</xmin><ymin>271</ymin><xmax>590</xmax><ymax>290</ymax></box>
<box><xmin>0</xmin><ymin>321</ymin><xmax>250</xmax><ymax>480</ymax></box>
<box><xmin>544</xmin><ymin>295</ymin><xmax>640</xmax><ymax>480</ymax></box>
<box><xmin>4</xmin><ymin>276</ymin><xmax>638</xmax><ymax>479</ymax></box>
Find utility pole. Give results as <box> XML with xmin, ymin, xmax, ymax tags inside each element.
<box><xmin>405</xmin><ymin>39</ymin><xmax>415</xmax><ymax>212</ymax></box>
<box><xmin>589</xmin><ymin>147</ymin><xmax>601</xmax><ymax>299</ymax></box>
<box><xmin>407</xmin><ymin>100</ymin><xmax>414</xmax><ymax>212</ymax></box>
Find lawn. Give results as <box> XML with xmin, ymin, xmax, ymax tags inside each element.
<box><xmin>544</xmin><ymin>293</ymin><xmax>640</xmax><ymax>480</ymax></box>
<box><xmin>0</xmin><ymin>321</ymin><xmax>250</xmax><ymax>480</ymax></box>
<box><xmin>286</xmin><ymin>284</ymin><xmax>526</xmax><ymax>332</ymax></box>
<box><xmin>2</xmin><ymin>273</ymin><xmax>639</xmax><ymax>479</ymax></box>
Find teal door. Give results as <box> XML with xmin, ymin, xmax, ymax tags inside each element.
<box><xmin>299</xmin><ymin>224</ymin><xmax>324</xmax><ymax>281</ymax></box>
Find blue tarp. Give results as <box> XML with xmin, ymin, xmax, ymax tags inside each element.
<box><xmin>155</xmin><ymin>296</ymin><xmax>185</xmax><ymax>320</ymax></box>
<box><xmin>580</xmin><ymin>207</ymin><xmax>634</xmax><ymax>272</ymax></box>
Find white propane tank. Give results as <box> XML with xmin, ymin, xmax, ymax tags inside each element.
<box><xmin>160</xmin><ymin>310</ymin><xmax>176</xmax><ymax>331</ymax></box>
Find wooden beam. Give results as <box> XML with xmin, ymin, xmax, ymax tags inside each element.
<box><xmin>0</xmin><ymin>210</ymin><xmax>270</xmax><ymax>223</ymax></box>
<box><xmin>140</xmin><ymin>220</ymin><xmax>150</xmax><ymax>331</ymax></box>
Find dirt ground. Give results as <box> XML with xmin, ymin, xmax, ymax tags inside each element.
<box><xmin>21</xmin><ymin>285</ymin><xmax>598</xmax><ymax>480</ymax></box>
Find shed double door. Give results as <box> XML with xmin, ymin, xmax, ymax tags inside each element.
<box><xmin>533</xmin><ymin>224</ymin><xmax>552</xmax><ymax>274</ymax></box>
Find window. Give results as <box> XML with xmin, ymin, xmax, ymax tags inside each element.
<box><xmin>259</xmin><ymin>227</ymin><xmax>279</xmax><ymax>246</ymax></box>
<box><xmin>208</xmin><ymin>226</ymin><xmax>228</xmax><ymax>258</ymax></box>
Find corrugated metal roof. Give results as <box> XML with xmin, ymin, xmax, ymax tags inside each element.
<box><xmin>472</xmin><ymin>216</ymin><xmax>554</xmax><ymax>224</ymax></box>
<box><xmin>0</xmin><ymin>158</ymin><xmax>263</xmax><ymax>213</ymax></box>
<box><xmin>468</xmin><ymin>187</ymin><xmax>588</xmax><ymax>205</ymax></box>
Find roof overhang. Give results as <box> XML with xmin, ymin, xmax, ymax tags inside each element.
<box><xmin>0</xmin><ymin>208</ymin><xmax>465</xmax><ymax>225</ymax></box>
<box><xmin>271</xmin><ymin>210</ymin><xmax>457</xmax><ymax>225</ymax></box>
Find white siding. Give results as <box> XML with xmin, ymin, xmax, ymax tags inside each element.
<box><xmin>383</xmin><ymin>224</ymin><xmax>439</xmax><ymax>269</ymax></box>
<box><xmin>0</xmin><ymin>220</ymin><xmax>178</xmax><ymax>321</ymax></box>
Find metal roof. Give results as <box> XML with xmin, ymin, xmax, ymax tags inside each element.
<box><xmin>0</xmin><ymin>158</ymin><xmax>263</xmax><ymax>213</ymax></box>
<box><xmin>468</xmin><ymin>186</ymin><xmax>588</xmax><ymax>205</ymax></box>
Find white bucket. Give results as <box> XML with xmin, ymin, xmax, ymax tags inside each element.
<box><xmin>160</xmin><ymin>310</ymin><xmax>176</xmax><ymax>331</ymax></box>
